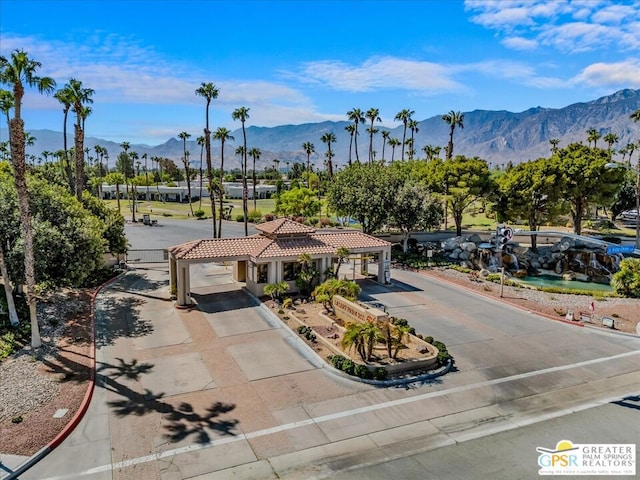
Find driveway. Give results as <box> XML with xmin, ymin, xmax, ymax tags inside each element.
<box><xmin>18</xmin><ymin>264</ymin><xmax>640</xmax><ymax>480</ymax></box>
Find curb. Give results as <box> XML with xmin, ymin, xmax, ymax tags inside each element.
<box><xmin>5</xmin><ymin>272</ymin><xmax>124</xmax><ymax>480</ymax></box>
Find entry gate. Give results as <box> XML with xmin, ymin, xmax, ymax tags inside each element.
<box><xmin>126</xmin><ymin>249</ymin><xmax>168</xmax><ymax>263</ymax></box>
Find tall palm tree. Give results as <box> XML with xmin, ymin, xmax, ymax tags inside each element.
<box><xmin>195</xmin><ymin>82</ymin><xmax>220</xmax><ymax>237</ymax></box>
<box><xmin>394</xmin><ymin>108</ymin><xmax>414</xmax><ymax>161</ymax></box>
<box><xmin>549</xmin><ymin>138</ymin><xmax>560</xmax><ymax>155</ymax></box>
<box><xmin>232</xmin><ymin>106</ymin><xmax>250</xmax><ymax>235</ymax></box>
<box><xmin>365</xmin><ymin>107</ymin><xmax>381</xmax><ymax>163</ymax></box>
<box><xmin>320</xmin><ymin>131</ymin><xmax>336</xmax><ymax>179</ymax></box>
<box><xmin>346</xmin><ymin>108</ymin><xmax>365</xmax><ymax>162</ymax></box>
<box><xmin>178</xmin><ymin>131</ymin><xmax>194</xmax><ymax>216</ymax></box>
<box><xmin>65</xmin><ymin>78</ymin><xmax>94</xmax><ymax>200</ymax></box>
<box><xmin>248</xmin><ymin>147</ymin><xmax>261</xmax><ymax>210</ymax></box>
<box><xmin>441</xmin><ymin>110</ymin><xmax>464</xmax><ymax>160</ymax></box>
<box><xmin>408</xmin><ymin>119</ymin><xmax>419</xmax><ymax>160</ymax></box>
<box><xmin>302</xmin><ymin>141</ymin><xmax>315</xmax><ymax>187</ymax></box>
<box><xmin>54</xmin><ymin>85</ymin><xmax>74</xmax><ymax>193</ymax></box>
<box><xmin>142</xmin><ymin>152</ymin><xmax>150</xmax><ymax>200</ymax></box>
<box><xmin>380</xmin><ymin>130</ymin><xmax>390</xmax><ymax>162</ymax></box>
<box><xmin>603</xmin><ymin>132</ymin><xmax>619</xmax><ymax>158</ymax></box>
<box><xmin>213</xmin><ymin>127</ymin><xmax>234</xmax><ymax>236</ymax></box>
<box><xmin>0</xmin><ymin>49</ymin><xmax>56</xmax><ymax>348</ymax></box>
<box><xmin>586</xmin><ymin>128</ymin><xmax>600</xmax><ymax>148</ymax></box>
<box><xmin>129</xmin><ymin>150</ymin><xmax>139</xmax><ymax>221</ymax></box>
<box><xmin>345</xmin><ymin>123</ymin><xmax>356</xmax><ymax>165</ymax></box>
<box><xmin>196</xmin><ymin>135</ymin><xmax>205</xmax><ymax>210</ymax></box>
<box><xmin>388</xmin><ymin>137</ymin><xmax>400</xmax><ymax>163</ymax></box>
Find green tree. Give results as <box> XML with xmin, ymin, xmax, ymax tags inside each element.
<box><xmin>232</xmin><ymin>107</ymin><xmax>250</xmax><ymax>236</ymax></box>
<box><xmin>345</xmin><ymin>123</ymin><xmax>356</xmax><ymax>165</ymax></box>
<box><xmin>394</xmin><ymin>108</ymin><xmax>414</xmax><ymax>161</ymax></box>
<box><xmin>275</xmin><ymin>186</ymin><xmax>321</xmax><ymax>218</ymax></box>
<box><xmin>365</xmin><ymin>107</ymin><xmax>381</xmax><ymax>163</ymax></box>
<box><xmin>390</xmin><ymin>181</ymin><xmax>443</xmax><ymax>252</ymax></box>
<box><xmin>53</xmin><ymin>85</ymin><xmax>74</xmax><ymax>193</ymax></box>
<box><xmin>1</xmin><ymin>49</ymin><xmax>56</xmax><ymax>348</ymax></box>
<box><xmin>177</xmin><ymin>131</ymin><xmax>194</xmax><ymax>216</ymax></box>
<box><xmin>347</xmin><ymin>108</ymin><xmax>365</xmax><ymax>163</ymax></box>
<box><xmin>248</xmin><ymin>147</ymin><xmax>261</xmax><ymax>211</ymax></box>
<box><xmin>195</xmin><ymin>82</ymin><xmax>220</xmax><ymax>237</ymax></box>
<box><xmin>302</xmin><ymin>141</ymin><xmax>315</xmax><ymax>187</ymax></box>
<box><xmin>439</xmin><ymin>156</ymin><xmax>492</xmax><ymax>236</ymax></box>
<box><xmin>327</xmin><ymin>162</ymin><xmax>399</xmax><ymax>234</ymax></box>
<box><xmin>105</xmin><ymin>172</ymin><xmax>125</xmax><ymax>213</ymax></box>
<box><xmin>264</xmin><ymin>281</ymin><xmax>290</xmax><ymax>302</ymax></box>
<box><xmin>387</xmin><ymin>137</ymin><xmax>401</xmax><ymax>163</ymax></box>
<box><xmin>320</xmin><ymin>132</ymin><xmax>336</xmax><ymax>179</ymax></box>
<box><xmin>549</xmin><ymin>138</ymin><xmax>560</xmax><ymax>155</ymax></box>
<box><xmin>496</xmin><ymin>158</ymin><xmax>563</xmax><ymax>250</ymax></box>
<box><xmin>342</xmin><ymin>322</ymin><xmax>367</xmax><ymax>361</ymax></box>
<box><xmin>603</xmin><ymin>132</ymin><xmax>619</xmax><ymax>158</ymax></box>
<box><xmin>586</xmin><ymin>128</ymin><xmax>601</xmax><ymax>148</ymax></box>
<box><xmin>213</xmin><ymin>127</ymin><xmax>234</xmax><ymax>237</ymax></box>
<box><xmin>441</xmin><ymin>110</ymin><xmax>464</xmax><ymax>160</ymax></box>
<box><xmin>611</xmin><ymin>258</ymin><xmax>640</xmax><ymax>298</ymax></box>
<box><xmin>553</xmin><ymin>143</ymin><xmax>625</xmax><ymax>235</ymax></box>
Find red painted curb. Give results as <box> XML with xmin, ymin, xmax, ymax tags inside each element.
<box><xmin>417</xmin><ymin>269</ymin><xmax>585</xmax><ymax>328</ymax></box>
<box><xmin>48</xmin><ymin>272</ymin><xmax>123</xmax><ymax>449</ymax></box>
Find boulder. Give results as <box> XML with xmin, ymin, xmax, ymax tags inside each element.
<box><xmin>460</xmin><ymin>241</ymin><xmax>477</xmax><ymax>252</ymax></box>
<box><xmin>467</xmin><ymin>233</ymin><xmax>482</xmax><ymax>243</ymax></box>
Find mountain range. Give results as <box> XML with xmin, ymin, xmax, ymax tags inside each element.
<box><xmin>2</xmin><ymin>89</ymin><xmax>640</xmax><ymax>170</ymax></box>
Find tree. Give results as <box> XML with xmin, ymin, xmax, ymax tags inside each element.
<box><xmin>439</xmin><ymin>156</ymin><xmax>492</xmax><ymax>236</ymax></box>
<box><xmin>275</xmin><ymin>186</ymin><xmax>321</xmax><ymax>218</ymax></box>
<box><xmin>0</xmin><ymin>49</ymin><xmax>56</xmax><ymax>348</ymax></box>
<box><xmin>603</xmin><ymin>132</ymin><xmax>619</xmax><ymax>158</ymax></box>
<box><xmin>631</xmin><ymin>109</ymin><xmax>640</xmax><ymax>123</ymax></box>
<box><xmin>390</xmin><ymin>181</ymin><xmax>444</xmax><ymax>252</ymax></box>
<box><xmin>195</xmin><ymin>82</ymin><xmax>220</xmax><ymax>237</ymax></box>
<box><xmin>408</xmin><ymin>119</ymin><xmax>420</xmax><ymax>160</ymax></box>
<box><xmin>64</xmin><ymin>78</ymin><xmax>94</xmax><ymax>201</ymax></box>
<box><xmin>388</xmin><ymin>137</ymin><xmax>400</xmax><ymax>163</ymax></box>
<box><xmin>196</xmin><ymin>136</ymin><xmax>205</xmax><ymax>210</ymax></box>
<box><xmin>0</xmin><ymin>170</ymin><xmax>19</xmax><ymax>326</ymax></box>
<box><xmin>380</xmin><ymin>130</ymin><xmax>390</xmax><ymax>161</ymax></box>
<box><xmin>53</xmin><ymin>85</ymin><xmax>74</xmax><ymax>193</ymax></box>
<box><xmin>549</xmin><ymin>138</ymin><xmax>560</xmax><ymax>155</ymax></box>
<box><xmin>177</xmin><ymin>131</ymin><xmax>194</xmax><ymax>216</ymax></box>
<box><xmin>554</xmin><ymin>143</ymin><xmax>625</xmax><ymax>235</ymax></box>
<box><xmin>327</xmin><ymin>162</ymin><xmax>399</xmax><ymax>235</ymax></box>
<box><xmin>320</xmin><ymin>132</ymin><xmax>336</xmax><ymax>179</ymax></box>
<box><xmin>105</xmin><ymin>172</ymin><xmax>125</xmax><ymax>213</ymax></box>
<box><xmin>232</xmin><ymin>107</ymin><xmax>250</xmax><ymax>236</ymax></box>
<box><xmin>365</xmin><ymin>107</ymin><xmax>381</xmax><ymax>163</ymax></box>
<box><xmin>342</xmin><ymin>322</ymin><xmax>367</xmax><ymax>361</ymax></box>
<box><xmin>302</xmin><ymin>141</ymin><xmax>315</xmax><ymax>187</ymax></box>
<box><xmin>394</xmin><ymin>109</ymin><xmax>414</xmax><ymax>162</ymax></box>
<box><xmin>496</xmin><ymin>158</ymin><xmax>563</xmax><ymax>250</ymax></box>
<box><xmin>611</xmin><ymin>258</ymin><xmax>640</xmax><ymax>298</ymax></box>
<box><xmin>248</xmin><ymin>147</ymin><xmax>261</xmax><ymax>210</ymax></box>
<box><xmin>586</xmin><ymin>128</ymin><xmax>601</xmax><ymax>148</ymax></box>
<box><xmin>264</xmin><ymin>281</ymin><xmax>290</xmax><ymax>302</ymax></box>
<box><xmin>213</xmin><ymin>127</ymin><xmax>234</xmax><ymax>236</ymax></box>
<box><xmin>346</xmin><ymin>108</ymin><xmax>365</xmax><ymax>162</ymax></box>
<box><xmin>333</xmin><ymin>246</ymin><xmax>350</xmax><ymax>278</ymax></box>
<box><xmin>345</xmin><ymin>123</ymin><xmax>356</xmax><ymax>165</ymax></box>
<box><xmin>441</xmin><ymin>110</ymin><xmax>464</xmax><ymax>160</ymax></box>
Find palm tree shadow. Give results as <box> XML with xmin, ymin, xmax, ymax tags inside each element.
<box><xmin>163</xmin><ymin>401</ymin><xmax>239</xmax><ymax>444</ymax></box>
<box><xmin>95</xmin><ymin>296</ymin><xmax>153</xmax><ymax>346</ymax></box>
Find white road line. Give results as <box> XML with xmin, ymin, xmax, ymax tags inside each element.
<box><xmin>40</xmin><ymin>349</ymin><xmax>640</xmax><ymax>480</ymax></box>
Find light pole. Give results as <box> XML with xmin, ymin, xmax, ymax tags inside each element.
<box><xmin>606</xmin><ymin>160</ymin><xmax>640</xmax><ymax>250</ymax></box>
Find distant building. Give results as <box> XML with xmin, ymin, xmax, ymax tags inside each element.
<box><xmin>99</xmin><ymin>182</ymin><xmax>277</xmax><ymax>202</ymax></box>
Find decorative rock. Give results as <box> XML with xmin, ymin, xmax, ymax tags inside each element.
<box><xmin>460</xmin><ymin>242</ymin><xmax>477</xmax><ymax>252</ymax></box>
<box><xmin>416</xmin><ymin>345</ymin><xmax>429</xmax><ymax>354</ymax></box>
<box><xmin>467</xmin><ymin>234</ymin><xmax>482</xmax><ymax>243</ymax></box>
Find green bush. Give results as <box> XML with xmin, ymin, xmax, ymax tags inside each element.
<box><xmin>373</xmin><ymin>367</ymin><xmax>388</xmax><ymax>380</ymax></box>
<box><xmin>424</xmin><ymin>335</ymin><xmax>434</xmax><ymax>344</ymax></box>
<box><xmin>354</xmin><ymin>364</ymin><xmax>372</xmax><ymax>379</ymax></box>
<box><xmin>193</xmin><ymin>209</ymin><xmax>205</xmax><ymax>219</ymax></box>
<box><xmin>611</xmin><ymin>258</ymin><xmax>640</xmax><ymax>298</ymax></box>
<box><xmin>235</xmin><ymin>214</ymin><xmax>245</xmax><ymax>222</ymax></box>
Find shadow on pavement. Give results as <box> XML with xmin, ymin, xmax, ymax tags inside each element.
<box><xmin>611</xmin><ymin>395</ymin><xmax>640</xmax><ymax>411</ymax></box>
<box><xmin>191</xmin><ymin>290</ymin><xmax>259</xmax><ymax>314</ymax></box>
<box><xmin>98</xmin><ymin>358</ymin><xmax>239</xmax><ymax>444</ymax></box>
<box><xmin>96</xmin><ymin>296</ymin><xmax>154</xmax><ymax>347</ymax></box>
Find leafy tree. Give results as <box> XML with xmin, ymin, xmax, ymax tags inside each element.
<box><xmin>327</xmin><ymin>162</ymin><xmax>399</xmax><ymax>234</ymax></box>
<box><xmin>342</xmin><ymin>323</ymin><xmax>367</xmax><ymax>361</ymax></box>
<box><xmin>609</xmin><ymin>172</ymin><xmax>637</xmax><ymax>221</ymax></box>
<box><xmin>611</xmin><ymin>258</ymin><xmax>640</xmax><ymax>298</ymax></box>
<box><xmin>439</xmin><ymin>156</ymin><xmax>493</xmax><ymax>236</ymax></box>
<box><xmin>390</xmin><ymin>181</ymin><xmax>443</xmax><ymax>252</ymax></box>
<box><xmin>496</xmin><ymin>158</ymin><xmax>563</xmax><ymax>250</ymax></box>
<box><xmin>312</xmin><ymin>278</ymin><xmax>361</xmax><ymax>313</ymax></box>
<box><xmin>264</xmin><ymin>281</ymin><xmax>289</xmax><ymax>301</ymax></box>
<box><xmin>81</xmin><ymin>191</ymin><xmax>127</xmax><ymax>254</ymax></box>
<box><xmin>275</xmin><ymin>187</ymin><xmax>321</xmax><ymax>218</ymax></box>
<box><xmin>1</xmin><ymin>49</ymin><xmax>56</xmax><ymax>348</ymax></box>
<box><xmin>553</xmin><ymin>143</ymin><xmax>624</xmax><ymax>235</ymax></box>
<box><xmin>441</xmin><ymin>110</ymin><xmax>464</xmax><ymax>160</ymax></box>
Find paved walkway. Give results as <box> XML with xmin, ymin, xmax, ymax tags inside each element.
<box><xmin>12</xmin><ymin>264</ymin><xmax>640</xmax><ymax>480</ymax></box>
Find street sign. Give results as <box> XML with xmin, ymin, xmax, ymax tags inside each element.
<box><xmin>607</xmin><ymin>245</ymin><xmax>635</xmax><ymax>254</ymax></box>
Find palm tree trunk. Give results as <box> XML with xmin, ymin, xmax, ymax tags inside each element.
<box><xmin>253</xmin><ymin>155</ymin><xmax>257</xmax><ymax>211</ymax></box>
<box><xmin>217</xmin><ymin>141</ymin><xmax>225</xmax><ymax>238</ymax></box>
<box><xmin>0</xmin><ymin>244</ymin><xmax>19</xmax><ymax>327</ymax></box>
<box><xmin>74</xmin><ymin>123</ymin><xmax>84</xmax><ymax>201</ymax></box>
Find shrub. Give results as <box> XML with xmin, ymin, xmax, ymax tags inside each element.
<box><xmin>424</xmin><ymin>335</ymin><xmax>434</xmax><ymax>344</ymax></box>
<box><xmin>193</xmin><ymin>209</ymin><xmax>205</xmax><ymax>219</ymax></box>
<box><xmin>611</xmin><ymin>258</ymin><xmax>640</xmax><ymax>298</ymax></box>
<box><xmin>235</xmin><ymin>214</ymin><xmax>245</xmax><ymax>222</ymax></box>
<box><xmin>373</xmin><ymin>367</ymin><xmax>388</xmax><ymax>380</ymax></box>
<box><xmin>282</xmin><ymin>297</ymin><xmax>293</xmax><ymax>309</ymax></box>
<box><xmin>248</xmin><ymin>209</ymin><xmax>263</xmax><ymax>223</ymax></box>
<box><xmin>354</xmin><ymin>364</ymin><xmax>372</xmax><ymax>379</ymax></box>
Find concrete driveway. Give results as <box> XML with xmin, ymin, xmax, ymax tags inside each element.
<box><xmin>19</xmin><ymin>263</ymin><xmax>640</xmax><ymax>480</ymax></box>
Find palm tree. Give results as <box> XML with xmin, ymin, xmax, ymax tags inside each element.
<box><xmin>195</xmin><ymin>82</ymin><xmax>220</xmax><ymax>237</ymax></box>
<box><xmin>587</xmin><ymin>128</ymin><xmax>600</xmax><ymax>148</ymax></box>
<box><xmin>394</xmin><ymin>108</ymin><xmax>414</xmax><ymax>161</ymax></box>
<box><xmin>302</xmin><ymin>141</ymin><xmax>315</xmax><ymax>187</ymax></box>
<box><xmin>54</xmin><ymin>85</ymin><xmax>74</xmax><ymax>193</ymax></box>
<box><xmin>232</xmin><ymin>106</ymin><xmax>250</xmax><ymax>236</ymax></box>
<box><xmin>380</xmin><ymin>130</ymin><xmax>390</xmax><ymax>162</ymax></box>
<box><xmin>631</xmin><ymin>109</ymin><xmax>640</xmax><ymax>123</ymax></box>
<box><xmin>64</xmin><ymin>78</ymin><xmax>94</xmax><ymax>200</ymax></box>
<box><xmin>177</xmin><ymin>131</ymin><xmax>194</xmax><ymax>216</ymax></box>
<box><xmin>320</xmin><ymin>132</ymin><xmax>336</xmax><ymax>179</ymax></box>
<box><xmin>408</xmin><ymin>119</ymin><xmax>419</xmax><ymax>160</ymax></box>
<box><xmin>213</xmin><ymin>127</ymin><xmax>234</xmax><ymax>236</ymax></box>
<box><xmin>196</xmin><ymin>135</ymin><xmax>205</xmax><ymax>210</ymax></box>
<box><xmin>346</xmin><ymin>108</ymin><xmax>365</xmax><ymax>162</ymax></box>
<box><xmin>345</xmin><ymin>123</ymin><xmax>356</xmax><ymax>165</ymax></box>
<box><xmin>0</xmin><ymin>49</ymin><xmax>56</xmax><ymax>348</ymax></box>
<box><xmin>422</xmin><ymin>144</ymin><xmax>441</xmax><ymax>161</ymax></box>
<box><xmin>365</xmin><ymin>107</ymin><xmax>381</xmax><ymax>163</ymax></box>
<box><xmin>549</xmin><ymin>138</ymin><xmax>560</xmax><ymax>155</ymax></box>
<box><xmin>129</xmin><ymin>151</ymin><xmax>139</xmax><ymax>221</ymax></box>
<box><xmin>141</xmin><ymin>152</ymin><xmax>150</xmax><ymax>200</ymax></box>
<box><xmin>603</xmin><ymin>132</ymin><xmax>619</xmax><ymax>158</ymax></box>
<box><xmin>342</xmin><ymin>323</ymin><xmax>367</xmax><ymax>361</ymax></box>
<box><xmin>388</xmin><ymin>137</ymin><xmax>400</xmax><ymax>163</ymax></box>
<box><xmin>441</xmin><ymin>110</ymin><xmax>464</xmax><ymax>160</ymax></box>
<box><xmin>248</xmin><ymin>147</ymin><xmax>261</xmax><ymax>210</ymax></box>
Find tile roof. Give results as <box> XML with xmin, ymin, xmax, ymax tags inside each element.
<box><xmin>255</xmin><ymin>218</ymin><xmax>316</xmax><ymax>236</ymax></box>
<box><xmin>168</xmin><ymin>226</ymin><xmax>391</xmax><ymax>261</ymax></box>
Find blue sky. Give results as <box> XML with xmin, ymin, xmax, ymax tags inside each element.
<box><xmin>1</xmin><ymin>0</ymin><xmax>639</xmax><ymax>145</ymax></box>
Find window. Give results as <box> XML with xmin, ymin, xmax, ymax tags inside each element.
<box><xmin>283</xmin><ymin>261</ymin><xmax>300</xmax><ymax>281</ymax></box>
<box><xmin>257</xmin><ymin>263</ymin><xmax>269</xmax><ymax>284</ymax></box>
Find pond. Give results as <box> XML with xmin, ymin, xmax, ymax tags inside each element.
<box><xmin>513</xmin><ymin>274</ymin><xmax>614</xmax><ymax>293</ymax></box>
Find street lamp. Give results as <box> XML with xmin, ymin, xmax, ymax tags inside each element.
<box><xmin>605</xmin><ymin>161</ymin><xmax>640</xmax><ymax>250</ymax></box>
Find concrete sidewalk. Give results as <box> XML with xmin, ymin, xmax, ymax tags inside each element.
<box><xmin>14</xmin><ymin>264</ymin><xmax>640</xmax><ymax>480</ymax></box>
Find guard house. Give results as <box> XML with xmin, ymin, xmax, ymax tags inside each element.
<box><xmin>168</xmin><ymin>218</ymin><xmax>392</xmax><ymax>307</ymax></box>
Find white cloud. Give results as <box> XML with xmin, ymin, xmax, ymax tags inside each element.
<box><xmin>292</xmin><ymin>57</ymin><xmax>463</xmax><ymax>93</ymax></box>
<box><xmin>501</xmin><ymin>36</ymin><xmax>538</xmax><ymax>50</ymax></box>
<box><xmin>571</xmin><ymin>59</ymin><xmax>640</xmax><ymax>87</ymax></box>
